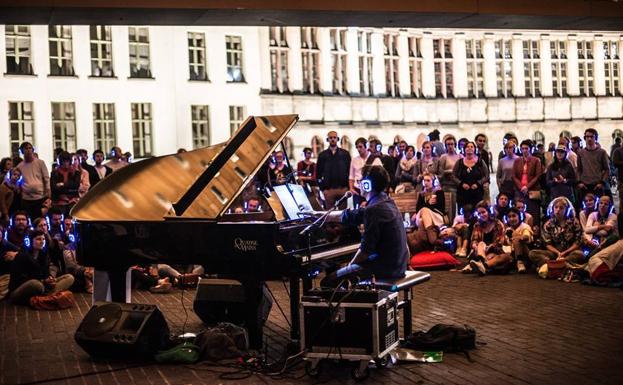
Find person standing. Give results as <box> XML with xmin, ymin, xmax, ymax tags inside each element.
<box><xmin>546</xmin><ymin>145</ymin><xmax>576</xmax><ymax>202</ymax></box>
<box><xmin>437</xmin><ymin>135</ymin><xmax>462</xmax><ymax>194</ymax></box>
<box><xmin>577</xmin><ymin>128</ymin><xmax>610</xmax><ymax>203</ymax></box>
<box><xmin>104</xmin><ymin>146</ymin><xmax>129</xmax><ymax>172</ymax></box>
<box><xmin>451</xmin><ymin>141</ymin><xmax>489</xmax><ymax>211</ymax></box>
<box><xmin>16</xmin><ymin>142</ymin><xmax>50</xmax><ymax>221</ymax></box>
<box><xmin>513</xmin><ymin>140</ymin><xmax>543</xmax><ymax>228</ymax></box>
<box><xmin>349</xmin><ymin>138</ymin><xmax>381</xmax><ymax>199</ymax></box>
<box><xmin>296</xmin><ymin>147</ymin><xmax>317</xmax><ymax>186</ymax></box>
<box><xmin>496</xmin><ymin>141</ymin><xmax>518</xmax><ymax>199</ymax></box>
<box><xmin>475</xmin><ymin>134</ymin><xmax>492</xmax><ymax>200</ymax></box>
<box><xmin>92</xmin><ymin>149</ymin><xmax>113</xmax><ymax>186</ymax></box>
<box><xmin>316</xmin><ymin>131</ymin><xmax>351</xmax><ymax>208</ymax></box>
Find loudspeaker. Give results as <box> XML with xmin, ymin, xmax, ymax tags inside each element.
<box><xmin>74</xmin><ymin>302</ymin><xmax>170</xmax><ymax>359</ymax></box>
<box><xmin>193</xmin><ymin>278</ymin><xmax>272</xmax><ymax>349</ymax></box>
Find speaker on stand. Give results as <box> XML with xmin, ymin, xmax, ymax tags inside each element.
<box><xmin>74</xmin><ymin>302</ymin><xmax>170</xmax><ymax>359</ymax></box>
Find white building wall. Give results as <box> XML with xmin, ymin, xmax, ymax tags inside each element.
<box><xmin>1</xmin><ymin>25</ymin><xmax>623</xmax><ymax>168</ymax></box>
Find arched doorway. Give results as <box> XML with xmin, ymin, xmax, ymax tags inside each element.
<box><xmin>559</xmin><ymin>130</ymin><xmax>572</xmax><ymax>139</ymax></box>
<box><xmin>282</xmin><ymin>136</ymin><xmax>295</xmax><ymax>160</ymax></box>
<box><xmin>613</xmin><ymin>129</ymin><xmax>623</xmax><ymax>139</ymax></box>
<box><xmin>311</xmin><ymin>135</ymin><xmax>324</xmax><ymax>158</ymax></box>
<box><xmin>340</xmin><ymin>135</ymin><xmax>352</xmax><ymax>153</ymax></box>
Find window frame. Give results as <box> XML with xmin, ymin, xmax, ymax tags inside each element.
<box><xmin>131</xmin><ymin>102</ymin><xmax>153</xmax><ymax>158</ymax></box>
<box><xmin>301</xmin><ymin>27</ymin><xmax>321</xmax><ymax>94</ymax></box>
<box><xmin>5</xmin><ymin>25</ymin><xmax>34</xmax><ymax>75</ymax></box>
<box><xmin>89</xmin><ymin>25</ymin><xmax>114</xmax><ymax>77</ymax></box>
<box><xmin>51</xmin><ymin>102</ymin><xmax>77</xmax><ymax>152</ymax></box>
<box><xmin>93</xmin><ymin>103</ymin><xmax>117</xmax><ymax>152</ymax></box>
<box><xmin>129</xmin><ymin>27</ymin><xmax>152</xmax><ymax>78</ymax></box>
<box><xmin>191</xmin><ymin>105</ymin><xmax>211</xmax><ymax>149</ymax></box>
<box><xmin>48</xmin><ymin>25</ymin><xmax>75</xmax><ymax>76</ymax></box>
<box><xmin>225</xmin><ymin>35</ymin><xmax>245</xmax><ymax>83</ymax></box>
<box><xmin>188</xmin><ymin>32</ymin><xmax>208</xmax><ymax>81</ymax></box>
<box><xmin>8</xmin><ymin>101</ymin><xmax>35</xmax><ymax>157</ymax></box>
<box><xmin>229</xmin><ymin>105</ymin><xmax>246</xmax><ymax>135</ymax></box>
<box><xmin>269</xmin><ymin>27</ymin><xmax>289</xmax><ymax>93</ymax></box>
<box><xmin>495</xmin><ymin>38</ymin><xmax>513</xmax><ymax>97</ymax></box>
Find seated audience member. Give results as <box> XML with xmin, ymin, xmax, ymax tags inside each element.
<box><xmin>9</xmin><ymin>230</ymin><xmax>74</xmax><ymax>305</ymax></box>
<box><xmin>493</xmin><ymin>192</ymin><xmax>512</xmax><ymax>221</ymax></box>
<box><xmin>452</xmin><ymin>204</ymin><xmax>475</xmax><ymax>258</ymax></box>
<box><xmin>514</xmin><ymin>197</ymin><xmax>533</xmax><ymax>228</ymax></box>
<box><xmin>47</xmin><ymin>207</ymin><xmax>64</xmax><ymax>241</ymax></box>
<box><xmin>579</xmin><ymin>193</ymin><xmax>597</xmax><ymax>231</ymax></box>
<box><xmin>504</xmin><ymin>207</ymin><xmax>533</xmax><ymax>273</ymax></box>
<box><xmin>529</xmin><ymin>197</ymin><xmax>585</xmax><ymax>274</ymax></box>
<box><xmin>586</xmin><ymin>212</ymin><xmax>623</xmax><ymax>284</ymax></box>
<box><xmin>6</xmin><ymin>211</ymin><xmax>30</xmax><ymax>248</ymax></box>
<box><xmin>466</xmin><ymin>201</ymin><xmax>511</xmax><ymax>276</ymax></box>
<box><xmin>62</xmin><ymin>242</ymin><xmax>93</xmax><ymax>293</ymax></box>
<box><xmin>584</xmin><ymin>196</ymin><xmax>617</xmax><ymax>248</ymax></box>
<box><xmin>407</xmin><ymin>173</ymin><xmax>446</xmax><ymax>253</ymax></box>
<box><xmin>157</xmin><ymin>264</ymin><xmax>204</xmax><ymax>286</ymax></box>
<box><xmin>0</xmin><ymin>222</ymin><xmax>19</xmax><ymax>300</ymax></box>
<box><xmin>32</xmin><ymin>217</ymin><xmax>65</xmax><ymax>280</ymax></box>
<box><xmin>395</xmin><ymin>145</ymin><xmax>417</xmax><ymax>193</ymax></box>
<box><xmin>546</xmin><ymin>145</ymin><xmax>576</xmax><ymax>202</ymax></box>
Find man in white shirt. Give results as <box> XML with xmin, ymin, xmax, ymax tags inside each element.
<box><xmin>16</xmin><ymin>142</ymin><xmax>50</xmax><ymax>220</ymax></box>
<box><xmin>348</xmin><ymin>137</ymin><xmax>381</xmax><ymax>202</ymax></box>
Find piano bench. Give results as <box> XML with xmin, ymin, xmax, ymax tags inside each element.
<box><xmin>375</xmin><ymin>270</ymin><xmax>431</xmax><ymax>338</ymax></box>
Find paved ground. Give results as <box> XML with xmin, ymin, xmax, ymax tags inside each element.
<box><xmin>1</xmin><ymin>271</ymin><xmax>622</xmax><ymax>385</ymax></box>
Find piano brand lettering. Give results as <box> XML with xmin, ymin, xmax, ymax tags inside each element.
<box><xmin>234</xmin><ymin>238</ymin><xmax>258</xmax><ymax>251</ymax></box>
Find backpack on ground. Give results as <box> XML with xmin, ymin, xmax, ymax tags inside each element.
<box><xmin>29</xmin><ymin>290</ymin><xmax>76</xmax><ymax>310</ymax></box>
<box><xmin>404</xmin><ymin>324</ymin><xmax>477</xmax><ymax>353</ymax></box>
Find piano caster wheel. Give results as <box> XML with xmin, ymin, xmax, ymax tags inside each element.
<box><xmin>305</xmin><ymin>361</ymin><xmax>322</xmax><ymax>378</ymax></box>
<box><xmin>351</xmin><ymin>363</ymin><xmax>370</xmax><ymax>382</ymax></box>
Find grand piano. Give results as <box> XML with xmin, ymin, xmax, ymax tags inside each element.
<box><xmin>71</xmin><ymin>114</ymin><xmax>360</xmax><ymax>344</ymax></box>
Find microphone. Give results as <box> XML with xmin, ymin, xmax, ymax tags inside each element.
<box><xmin>334</xmin><ymin>191</ymin><xmax>353</xmax><ymax>208</ymax></box>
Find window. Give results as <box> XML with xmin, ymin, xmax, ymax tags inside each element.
<box><xmin>229</xmin><ymin>106</ymin><xmax>245</xmax><ymax>135</ymax></box>
<box><xmin>226</xmin><ymin>35</ymin><xmax>244</xmax><ymax>82</ymax></box>
<box><xmin>191</xmin><ymin>105</ymin><xmax>210</xmax><ymax>148</ymax></box>
<box><xmin>577</xmin><ymin>40</ymin><xmax>594</xmax><ymax>96</ymax></box>
<box><xmin>51</xmin><ymin>102</ymin><xmax>77</xmax><ymax>152</ymax></box>
<box><xmin>311</xmin><ymin>135</ymin><xmax>324</xmax><ymax>158</ymax></box>
<box><xmin>604</xmin><ymin>40</ymin><xmax>620</xmax><ymax>96</ymax></box>
<box><xmin>433</xmin><ymin>38</ymin><xmax>453</xmax><ymax>98</ymax></box>
<box><xmin>523</xmin><ymin>39</ymin><xmax>540</xmax><ymax>97</ymax></box>
<box><xmin>5</xmin><ymin>25</ymin><xmax>33</xmax><ymax>75</ymax></box>
<box><xmin>384</xmin><ymin>33</ymin><xmax>400</xmax><ymax>97</ymax></box>
<box><xmin>301</xmin><ymin>27</ymin><xmax>320</xmax><ymax>94</ymax></box>
<box><xmin>90</xmin><ymin>26</ymin><xmax>114</xmax><ymax>77</ymax></box>
<box><xmin>330</xmin><ymin>28</ymin><xmax>348</xmax><ymax>95</ymax></box>
<box><xmin>408</xmin><ymin>36</ymin><xmax>422</xmax><ymax>97</ymax></box>
<box><xmin>466</xmin><ymin>39</ymin><xmax>484</xmax><ymax>98</ymax></box>
<box><xmin>8</xmin><ymin>101</ymin><xmax>34</xmax><ymax>157</ymax></box>
<box><xmin>93</xmin><ymin>103</ymin><xmax>116</xmax><ymax>151</ymax></box>
<box><xmin>49</xmin><ymin>25</ymin><xmax>74</xmax><ymax>76</ymax></box>
<box><xmin>358</xmin><ymin>30</ymin><xmax>374</xmax><ymax>95</ymax></box>
<box><xmin>131</xmin><ymin>103</ymin><xmax>153</xmax><ymax>157</ymax></box>
<box><xmin>612</xmin><ymin>129</ymin><xmax>623</xmax><ymax>140</ymax></box>
<box><xmin>533</xmin><ymin>131</ymin><xmax>545</xmax><ymax>146</ymax></box>
<box><xmin>495</xmin><ymin>39</ymin><xmax>513</xmax><ymax>97</ymax></box>
<box><xmin>129</xmin><ymin>27</ymin><xmax>151</xmax><ymax>78</ymax></box>
<box><xmin>188</xmin><ymin>32</ymin><xmax>208</xmax><ymax>81</ymax></box>
<box><xmin>269</xmin><ymin>27</ymin><xmax>288</xmax><ymax>93</ymax></box>
<box><xmin>550</xmin><ymin>40</ymin><xmax>567</xmax><ymax>97</ymax></box>
<box><xmin>559</xmin><ymin>130</ymin><xmax>572</xmax><ymax>139</ymax></box>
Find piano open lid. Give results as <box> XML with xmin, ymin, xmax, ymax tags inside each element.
<box><xmin>71</xmin><ymin>114</ymin><xmax>299</xmax><ymax>222</ymax></box>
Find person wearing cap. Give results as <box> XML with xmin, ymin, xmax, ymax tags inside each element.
<box><xmin>546</xmin><ymin>145</ymin><xmax>576</xmax><ymax>202</ymax></box>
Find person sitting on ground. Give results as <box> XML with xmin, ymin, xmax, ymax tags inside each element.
<box><xmin>6</xmin><ymin>211</ymin><xmax>30</xmax><ymax>248</ymax></box>
<box><xmin>504</xmin><ymin>207</ymin><xmax>533</xmax><ymax>273</ymax></box>
<box><xmin>465</xmin><ymin>201</ymin><xmax>511</xmax><ymax>276</ymax></box>
<box><xmin>408</xmin><ymin>173</ymin><xmax>447</xmax><ymax>253</ymax></box>
<box><xmin>157</xmin><ymin>264</ymin><xmax>205</xmax><ymax>287</ymax></box>
<box><xmin>514</xmin><ymin>197</ymin><xmax>534</xmax><ymax>228</ymax></box>
<box><xmin>61</xmin><ymin>236</ymin><xmax>93</xmax><ymax>293</ymax></box>
<box><xmin>529</xmin><ymin>197</ymin><xmax>585</xmax><ymax>274</ymax></box>
<box><xmin>0</xmin><ymin>222</ymin><xmax>19</xmax><ymax>300</ymax></box>
<box><xmin>579</xmin><ymin>193</ymin><xmax>597</xmax><ymax>231</ymax></box>
<box><xmin>493</xmin><ymin>192</ymin><xmax>512</xmax><ymax>222</ymax></box>
<box><xmin>1</xmin><ymin>168</ymin><xmax>20</xmax><ymax>225</ymax></box>
<box><xmin>9</xmin><ymin>230</ymin><xmax>74</xmax><ymax>305</ymax></box>
<box><xmin>31</xmin><ymin>217</ymin><xmax>65</xmax><ymax>281</ymax></box>
<box><xmin>584</xmin><ymin>195</ymin><xmax>618</xmax><ymax>249</ymax></box>
<box><xmin>452</xmin><ymin>204</ymin><xmax>475</xmax><ymax>258</ymax></box>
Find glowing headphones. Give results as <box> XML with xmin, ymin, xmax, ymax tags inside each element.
<box><xmin>421</xmin><ymin>174</ymin><xmax>440</xmax><ymax>189</ymax></box>
<box><xmin>595</xmin><ymin>197</ymin><xmax>615</xmax><ymax>217</ymax></box>
<box><xmin>546</xmin><ymin>197</ymin><xmax>574</xmax><ymax>219</ymax></box>
<box><xmin>326</xmin><ymin>133</ymin><xmax>340</xmax><ymax>143</ymax></box>
<box><xmin>23</xmin><ymin>231</ymin><xmax>46</xmax><ymax>251</ymax></box>
<box><xmin>360</xmin><ymin>178</ymin><xmax>373</xmax><ymax>193</ymax></box>
<box><xmin>503</xmin><ymin>209</ymin><xmax>525</xmax><ymax>224</ymax></box>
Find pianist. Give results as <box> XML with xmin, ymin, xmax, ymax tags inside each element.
<box><xmin>320</xmin><ymin>165</ymin><xmax>409</xmax><ymax>288</ymax></box>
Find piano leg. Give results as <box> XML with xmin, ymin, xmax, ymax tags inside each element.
<box><xmin>289</xmin><ymin>275</ymin><xmax>300</xmax><ymax>343</ymax></box>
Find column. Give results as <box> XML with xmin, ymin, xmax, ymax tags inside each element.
<box><xmin>567</xmin><ymin>34</ymin><xmax>580</xmax><ymax>96</ymax></box>
<box><xmin>345</xmin><ymin>27</ymin><xmax>360</xmax><ymax>95</ymax></box>
<box><xmin>511</xmin><ymin>33</ymin><xmax>525</xmax><ymax>97</ymax></box>
<box><xmin>420</xmin><ymin>32</ymin><xmax>435</xmax><ymax>98</ymax></box>
<box><xmin>398</xmin><ymin>30</ymin><xmax>411</xmax><ymax>97</ymax></box>
<box><xmin>286</xmin><ymin>27</ymin><xmax>303</xmax><ymax>92</ymax></box>
<box><xmin>452</xmin><ymin>33</ymin><xmax>468</xmax><ymax>98</ymax></box>
<box><xmin>371</xmin><ymin>29</ymin><xmax>386</xmax><ymax>96</ymax></box>
<box><xmin>593</xmin><ymin>34</ymin><xmax>606</xmax><ymax>96</ymax></box>
<box><xmin>540</xmin><ymin>34</ymin><xmax>553</xmax><ymax>97</ymax></box>
<box><xmin>483</xmin><ymin>33</ymin><xmax>497</xmax><ymax>97</ymax></box>
<box><xmin>317</xmin><ymin>28</ymin><xmax>333</xmax><ymax>94</ymax></box>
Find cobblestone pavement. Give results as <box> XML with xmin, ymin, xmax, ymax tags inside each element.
<box><xmin>1</xmin><ymin>271</ymin><xmax>622</xmax><ymax>385</ymax></box>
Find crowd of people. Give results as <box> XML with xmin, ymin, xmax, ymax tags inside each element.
<box><xmin>1</xmin><ymin>126</ymin><xmax>623</xmax><ymax>306</ymax></box>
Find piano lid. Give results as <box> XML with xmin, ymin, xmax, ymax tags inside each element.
<box><xmin>71</xmin><ymin>114</ymin><xmax>299</xmax><ymax>221</ymax></box>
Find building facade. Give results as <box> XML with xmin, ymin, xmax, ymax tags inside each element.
<box><xmin>1</xmin><ymin>25</ymin><xmax>622</xmax><ymax>166</ymax></box>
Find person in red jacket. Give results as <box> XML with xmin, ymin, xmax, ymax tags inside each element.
<box><xmin>513</xmin><ymin>140</ymin><xmax>543</xmax><ymax>228</ymax></box>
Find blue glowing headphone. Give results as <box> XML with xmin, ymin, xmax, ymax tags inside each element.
<box><xmin>546</xmin><ymin>197</ymin><xmax>574</xmax><ymax>219</ymax></box>
<box><xmin>360</xmin><ymin>178</ymin><xmax>372</xmax><ymax>193</ymax></box>
<box><xmin>503</xmin><ymin>210</ymin><xmax>525</xmax><ymax>224</ymax></box>
<box><xmin>595</xmin><ymin>197</ymin><xmax>615</xmax><ymax>217</ymax></box>
<box><xmin>421</xmin><ymin>174</ymin><xmax>440</xmax><ymax>189</ymax></box>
